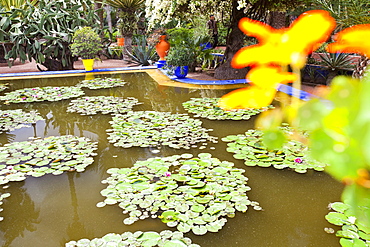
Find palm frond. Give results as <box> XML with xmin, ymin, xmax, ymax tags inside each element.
<box><xmin>103</xmin><ymin>0</ymin><xmax>144</xmax><ymax>9</ymax></box>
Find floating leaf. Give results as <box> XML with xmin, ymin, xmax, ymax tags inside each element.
<box><xmin>98</xmin><ymin>153</ymin><xmax>259</xmax><ymax>235</ymax></box>
<box><xmin>0</xmin><ymin>136</ymin><xmax>97</xmax><ymax>184</ymax></box>
<box><xmin>66</xmin><ymin>230</ymin><xmax>199</xmax><ymax>247</ymax></box>
<box><xmin>75</xmin><ymin>77</ymin><xmax>127</xmax><ymax>89</ymax></box>
<box><xmin>0</xmin><ymin>109</ymin><xmax>44</xmax><ymax>134</ymax></box>
<box><xmin>107</xmin><ymin>111</ymin><xmax>218</xmax><ymax>149</ymax></box>
<box><xmin>183</xmin><ymin>98</ymin><xmax>273</xmax><ymax>120</ymax></box>
<box><xmin>223</xmin><ymin>127</ymin><xmax>327</xmax><ymax>173</ymax></box>
<box><xmin>67</xmin><ymin>96</ymin><xmax>142</xmax><ymax>115</ymax></box>
<box><xmin>0</xmin><ymin>86</ymin><xmax>84</xmax><ymax>103</ymax></box>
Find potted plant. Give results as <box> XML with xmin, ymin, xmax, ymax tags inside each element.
<box><xmin>165</xmin><ymin>46</ymin><xmax>195</xmax><ymax>78</ymax></box>
<box><xmin>70</xmin><ymin>27</ymin><xmax>103</xmax><ymax>71</ymax></box>
<box><xmin>147</xmin><ymin>29</ymin><xmax>169</xmax><ymax>67</ymax></box>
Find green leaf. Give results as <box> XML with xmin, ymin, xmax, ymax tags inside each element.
<box><xmin>325</xmin><ymin>212</ymin><xmax>348</xmax><ymax>226</ymax></box>
<box><xmin>262</xmin><ymin>129</ymin><xmax>286</xmax><ymax>150</ymax></box>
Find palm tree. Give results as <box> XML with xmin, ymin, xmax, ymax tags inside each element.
<box><xmin>0</xmin><ymin>0</ymin><xmax>38</xmax><ymax>11</ymax></box>
<box><xmin>310</xmin><ymin>0</ymin><xmax>370</xmax><ymax>78</ymax></box>
<box><xmin>103</xmin><ymin>0</ymin><xmax>145</xmax><ymax>61</ymax></box>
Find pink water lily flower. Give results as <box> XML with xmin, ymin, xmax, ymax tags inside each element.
<box><xmin>294</xmin><ymin>158</ymin><xmax>303</xmax><ymax>163</ymax></box>
<box><xmin>164</xmin><ymin>172</ymin><xmax>171</xmax><ymax>177</ymax></box>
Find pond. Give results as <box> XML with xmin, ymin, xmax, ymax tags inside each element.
<box><xmin>0</xmin><ymin>71</ymin><xmax>343</xmax><ymax>246</ymax></box>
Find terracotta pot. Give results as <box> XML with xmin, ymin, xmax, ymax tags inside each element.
<box><xmin>155</xmin><ymin>35</ymin><xmax>170</xmax><ymax>61</ymax></box>
<box><xmin>117</xmin><ymin>37</ymin><xmax>124</xmax><ymax>46</ymax></box>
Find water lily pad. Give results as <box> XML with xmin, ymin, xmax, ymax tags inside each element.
<box><xmin>223</xmin><ymin>128</ymin><xmax>327</xmax><ymax>173</ymax></box>
<box><xmin>326</xmin><ymin>202</ymin><xmax>370</xmax><ymax>245</ymax></box>
<box><xmin>0</xmin><ymin>192</ymin><xmax>10</xmax><ymax>221</ymax></box>
<box><xmin>0</xmin><ymin>135</ymin><xmax>97</xmax><ymax>184</ymax></box>
<box><xmin>0</xmin><ymin>86</ymin><xmax>84</xmax><ymax>103</ymax></box>
<box><xmin>67</xmin><ymin>96</ymin><xmax>142</xmax><ymax>115</ymax></box>
<box><xmin>0</xmin><ymin>109</ymin><xmax>44</xmax><ymax>134</ymax></box>
<box><xmin>107</xmin><ymin>111</ymin><xmax>218</xmax><ymax>149</ymax></box>
<box><xmin>0</xmin><ymin>83</ymin><xmax>8</xmax><ymax>92</ymax></box>
<box><xmin>75</xmin><ymin>77</ymin><xmax>127</xmax><ymax>89</ymax></box>
<box><xmin>182</xmin><ymin>98</ymin><xmax>273</xmax><ymax>120</ymax></box>
<box><xmin>98</xmin><ymin>153</ymin><xmax>259</xmax><ymax>235</ymax></box>
<box><xmin>65</xmin><ymin>230</ymin><xmax>200</xmax><ymax>247</ymax></box>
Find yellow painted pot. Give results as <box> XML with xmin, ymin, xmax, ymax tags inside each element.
<box><xmin>82</xmin><ymin>59</ymin><xmax>94</xmax><ymax>71</ymax></box>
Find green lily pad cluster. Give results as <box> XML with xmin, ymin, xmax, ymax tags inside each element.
<box><xmin>0</xmin><ymin>83</ymin><xmax>8</xmax><ymax>92</ymax></box>
<box><xmin>66</xmin><ymin>230</ymin><xmax>201</xmax><ymax>247</ymax></box>
<box><xmin>182</xmin><ymin>98</ymin><xmax>273</xmax><ymax>120</ymax></box>
<box><xmin>67</xmin><ymin>96</ymin><xmax>142</xmax><ymax>115</ymax></box>
<box><xmin>75</xmin><ymin>77</ymin><xmax>127</xmax><ymax>89</ymax></box>
<box><xmin>0</xmin><ymin>86</ymin><xmax>85</xmax><ymax>103</ymax></box>
<box><xmin>325</xmin><ymin>202</ymin><xmax>370</xmax><ymax>246</ymax></box>
<box><xmin>107</xmin><ymin>111</ymin><xmax>218</xmax><ymax>149</ymax></box>
<box><xmin>0</xmin><ymin>109</ymin><xmax>44</xmax><ymax>134</ymax></box>
<box><xmin>0</xmin><ymin>192</ymin><xmax>10</xmax><ymax>222</ymax></box>
<box><xmin>98</xmin><ymin>153</ymin><xmax>260</xmax><ymax>235</ymax></box>
<box><xmin>0</xmin><ymin>135</ymin><xmax>98</xmax><ymax>185</ymax></box>
<box><xmin>222</xmin><ymin>129</ymin><xmax>326</xmax><ymax>173</ymax></box>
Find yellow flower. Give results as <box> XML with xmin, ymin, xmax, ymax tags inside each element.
<box><xmin>232</xmin><ymin>10</ymin><xmax>336</xmax><ymax>69</ymax></box>
<box><xmin>327</xmin><ymin>24</ymin><xmax>370</xmax><ymax>57</ymax></box>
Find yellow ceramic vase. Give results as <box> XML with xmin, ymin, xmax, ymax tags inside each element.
<box><xmin>82</xmin><ymin>59</ymin><xmax>94</xmax><ymax>71</ymax></box>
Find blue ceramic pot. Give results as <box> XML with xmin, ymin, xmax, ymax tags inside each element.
<box><xmin>174</xmin><ymin>66</ymin><xmax>189</xmax><ymax>79</ymax></box>
<box><xmin>157</xmin><ymin>60</ymin><xmax>166</xmax><ymax>68</ymax></box>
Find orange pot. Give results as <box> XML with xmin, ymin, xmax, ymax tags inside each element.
<box><xmin>155</xmin><ymin>35</ymin><xmax>170</xmax><ymax>61</ymax></box>
<box><xmin>117</xmin><ymin>37</ymin><xmax>124</xmax><ymax>46</ymax></box>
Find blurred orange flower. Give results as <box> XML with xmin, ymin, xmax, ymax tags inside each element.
<box><xmin>327</xmin><ymin>24</ymin><xmax>370</xmax><ymax>57</ymax></box>
<box><xmin>218</xmin><ymin>85</ymin><xmax>277</xmax><ymax>110</ymax></box>
<box><xmin>247</xmin><ymin>66</ymin><xmax>297</xmax><ymax>89</ymax></box>
<box><xmin>219</xmin><ymin>66</ymin><xmax>297</xmax><ymax>109</ymax></box>
<box><xmin>232</xmin><ymin>10</ymin><xmax>336</xmax><ymax>69</ymax></box>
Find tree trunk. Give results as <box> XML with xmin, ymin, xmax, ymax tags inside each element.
<box><xmin>214</xmin><ymin>0</ymin><xmax>249</xmax><ymax>79</ymax></box>
<box><xmin>105</xmin><ymin>5</ymin><xmax>113</xmax><ymax>33</ymax></box>
<box><xmin>353</xmin><ymin>55</ymin><xmax>370</xmax><ymax>79</ymax></box>
<box><xmin>266</xmin><ymin>11</ymin><xmax>287</xmax><ymax>29</ymax></box>
<box><xmin>94</xmin><ymin>2</ymin><xmax>104</xmax><ymax>31</ymax></box>
<box><xmin>123</xmin><ymin>35</ymin><xmax>133</xmax><ymax>61</ymax></box>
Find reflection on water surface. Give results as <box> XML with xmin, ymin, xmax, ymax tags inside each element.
<box><xmin>0</xmin><ymin>72</ymin><xmax>342</xmax><ymax>247</ymax></box>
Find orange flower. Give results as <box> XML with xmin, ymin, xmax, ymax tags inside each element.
<box><xmin>218</xmin><ymin>85</ymin><xmax>277</xmax><ymax>110</ymax></box>
<box><xmin>327</xmin><ymin>24</ymin><xmax>370</xmax><ymax>57</ymax></box>
<box><xmin>232</xmin><ymin>10</ymin><xmax>336</xmax><ymax>69</ymax></box>
<box><xmin>247</xmin><ymin>66</ymin><xmax>297</xmax><ymax>89</ymax></box>
<box><xmin>219</xmin><ymin>66</ymin><xmax>297</xmax><ymax>109</ymax></box>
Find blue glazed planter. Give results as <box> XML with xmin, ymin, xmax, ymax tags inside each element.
<box><xmin>174</xmin><ymin>66</ymin><xmax>189</xmax><ymax>79</ymax></box>
<box><xmin>157</xmin><ymin>60</ymin><xmax>166</xmax><ymax>68</ymax></box>
<box><xmin>200</xmin><ymin>42</ymin><xmax>212</xmax><ymax>50</ymax></box>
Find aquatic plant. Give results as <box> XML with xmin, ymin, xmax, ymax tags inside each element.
<box><xmin>67</xmin><ymin>96</ymin><xmax>142</xmax><ymax>115</ymax></box>
<box><xmin>0</xmin><ymin>86</ymin><xmax>85</xmax><ymax>103</ymax></box>
<box><xmin>98</xmin><ymin>153</ymin><xmax>261</xmax><ymax>235</ymax></box>
<box><xmin>75</xmin><ymin>77</ymin><xmax>127</xmax><ymax>89</ymax></box>
<box><xmin>325</xmin><ymin>202</ymin><xmax>370</xmax><ymax>246</ymax></box>
<box><xmin>0</xmin><ymin>192</ymin><xmax>10</xmax><ymax>222</ymax></box>
<box><xmin>0</xmin><ymin>135</ymin><xmax>98</xmax><ymax>185</ymax></box>
<box><xmin>66</xmin><ymin>230</ymin><xmax>201</xmax><ymax>247</ymax></box>
<box><xmin>0</xmin><ymin>83</ymin><xmax>8</xmax><ymax>92</ymax></box>
<box><xmin>0</xmin><ymin>109</ymin><xmax>43</xmax><ymax>134</ymax></box>
<box><xmin>65</xmin><ymin>230</ymin><xmax>200</xmax><ymax>247</ymax></box>
<box><xmin>182</xmin><ymin>98</ymin><xmax>273</xmax><ymax>120</ymax></box>
<box><xmin>222</xmin><ymin>129</ymin><xmax>326</xmax><ymax>173</ymax></box>
<box><xmin>107</xmin><ymin>111</ymin><xmax>218</xmax><ymax>149</ymax></box>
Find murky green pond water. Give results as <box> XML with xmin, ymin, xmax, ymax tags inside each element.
<box><xmin>0</xmin><ymin>72</ymin><xmax>343</xmax><ymax>246</ymax></box>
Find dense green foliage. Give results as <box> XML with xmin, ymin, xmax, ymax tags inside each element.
<box><xmin>0</xmin><ymin>0</ymin><xmax>99</xmax><ymax>70</ymax></box>
<box><xmin>70</xmin><ymin>27</ymin><xmax>102</xmax><ymax>59</ymax></box>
